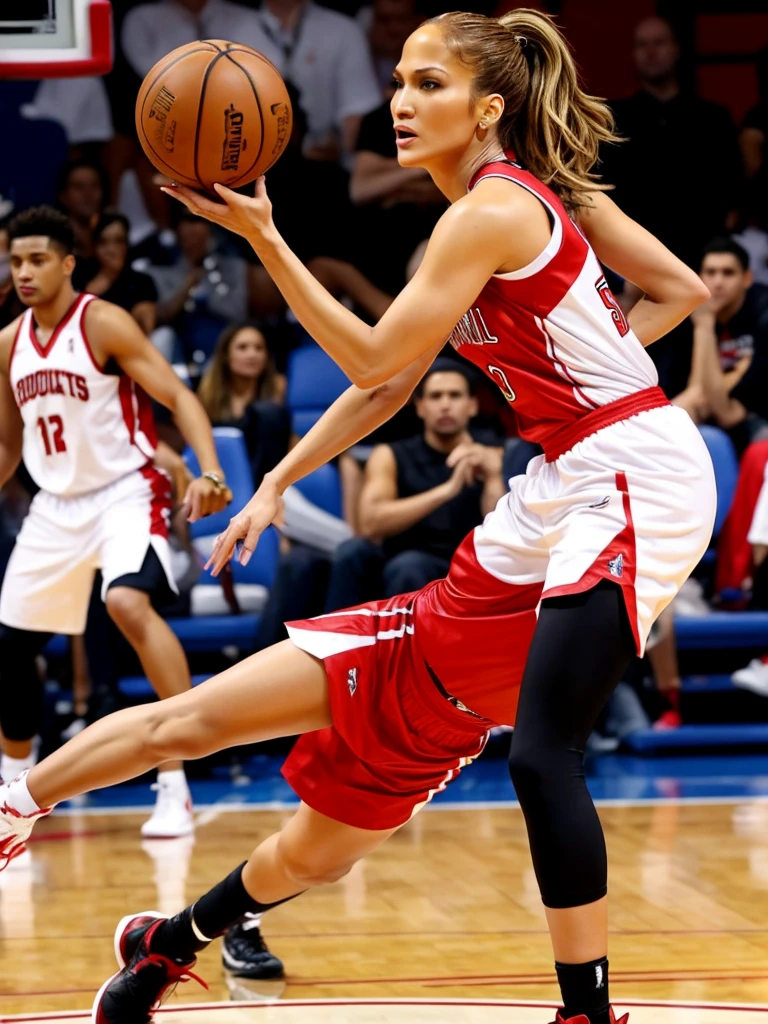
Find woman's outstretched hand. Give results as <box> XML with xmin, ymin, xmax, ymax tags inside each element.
<box><xmin>161</xmin><ymin>178</ymin><xmax>276</xmax><ymax>246</ymax></box>
<box><xmin>205</xmin><ymin>474</ymin><xmax>285</xmax><ymax>576</ymax></box>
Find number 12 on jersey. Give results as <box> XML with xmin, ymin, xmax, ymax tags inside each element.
<box><xmin>37</xmin><ymin>415</ymin><xmax>67</xmax><ymax>456</ymax></box>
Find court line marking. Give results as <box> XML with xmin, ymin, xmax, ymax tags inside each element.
<box><xmin>4</xmin><ymin>996</ymin><xmax>768</xmax><ymax>1021</ymax></box>
<box><xmin>46</xmin><ymin>795</ymin><xmax>768</xmax><ymax>818</ymax></box>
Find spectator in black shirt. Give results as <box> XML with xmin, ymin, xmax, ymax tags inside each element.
<box><xmin>324</xmin><ymin>360</ymin><xmax>505</xmax><ymax>609</ymax></box>
<box><xmin>350</xmin><ymin>91</ymin><xmax>446</xmax><ymax>294</ymax></box>
<box><xmin>676</xmin><ymin>238</ymin><xmax>768</xmax><ymax>452</ymax></box>
<box><xmin>601</xmin><ymin>17</ymin><xmax>741</xmax><ymax>269</ymax></box>
<box><xmin>72</xmin><ymin>211</ymin><xmax>157</xmax><ymax>334</ymax></box>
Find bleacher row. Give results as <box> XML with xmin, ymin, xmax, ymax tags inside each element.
<box><xmin>42</xmin><ymin>345</ymin><xmax>768</xmax><ymax>754</ymax></box>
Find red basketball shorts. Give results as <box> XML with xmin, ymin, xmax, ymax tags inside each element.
<box><xmin>282</xmin><ymin>595</ymin><xmax>494</xmax><ymax>831</ymax></box>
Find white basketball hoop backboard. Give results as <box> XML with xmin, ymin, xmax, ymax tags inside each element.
<box><xmin>0</xmin><ymin>0</ymin><xmax>112</xmax><ymax>78</ymax></box>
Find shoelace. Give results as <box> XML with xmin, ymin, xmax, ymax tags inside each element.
<box><xmin>240</xmin><ymin>916</ymin><xmax>264</xmax><ymax>933</ymax></box>
<box><xmin>145</xmin><ymin>952</ymin><xmax>209</xmax><ymax>1007</ymax></box>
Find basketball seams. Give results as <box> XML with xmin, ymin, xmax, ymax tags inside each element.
<box><xmin>136</xmin><ymin>43</ymin><xmax>219</xmax><ymax>188</ymax></box>
<box><xmin>219</xmin><ymin>51</ymin><xmax>266</xmax><ymax>183</ymax></box>
<box><xmin>136</xmin><ymin>40</ymin><xmax>291</xmax><ymax>191</ymax></box>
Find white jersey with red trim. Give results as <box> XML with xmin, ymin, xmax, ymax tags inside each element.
<box><xmin>10</xmin><ymin>293</ymin><xmax>157</xmax><ymax>497</ymax></box>
<box><xmin>449</xmin><ymin>155</ymin><xmax>660</xmax><ymax>457</ymax></box>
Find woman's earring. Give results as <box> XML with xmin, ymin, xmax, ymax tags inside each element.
<box><xmin>477</xmin><ymin>119</ymin><xmax>489</xmax><ymax>139</ymax></box>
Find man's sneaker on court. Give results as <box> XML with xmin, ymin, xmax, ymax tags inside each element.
<box><xmin>93</xmin><ymin>912</ymin><xmax>207</xmax><ymax>1023</ymax></box>
<box><xmin>552</xmin><ymin>1010</ymin><xmax>629</xmax><ymax>1024</ymax></box>
<box><xmin>140</xmin><ymin>771</ymin><xmax>194</xmax><ymax>838</ymax></box>
<box><xmin>0</xmin><ymin>771</ymin><xmax>52</xmax><ymax>870</ymax></box>
<box><xmin>222</xmin><ymin>915</ymin><xmax>285</xmax><ymax>979</ymax></box>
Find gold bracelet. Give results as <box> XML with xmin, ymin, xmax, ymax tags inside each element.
<box><xmin>202</xmin><ymin>471</ymin><xmax>227</xmax><ymax>490</ymax></box>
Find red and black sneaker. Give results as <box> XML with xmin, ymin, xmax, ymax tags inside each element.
<box><xmin>92</xmin><ymin>916</ymin><xmax>207</xmax><ymax>1023</ymax></box>
<box><xmin>112</xmin><ymin>911</ymin><xmax>166</xmax><ymax>969</ymax></box>
<box><xmin>552</xmin><ymin>1011</ymin><xmax>629</xmax><ymax>1024</ymax></box>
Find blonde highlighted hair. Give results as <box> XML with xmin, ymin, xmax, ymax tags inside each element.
<box><xmin>430</xmin><ymin>9</ymin><xmax>620</xmax><ymax>210</ymax></box>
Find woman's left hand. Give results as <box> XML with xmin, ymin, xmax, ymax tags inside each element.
<box><xmin>161</xmin><ymin>178</ymin><xmax>277</xmax><ymax>247</ymax></box>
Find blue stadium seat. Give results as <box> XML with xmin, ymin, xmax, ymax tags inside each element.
<box><xmin>293</xmin><ymin>463</ymin><xmax>343</xmax><ymax>519</ymax></box>
<box><xmin>699</xmin><ymin>425</ymin><xmax>739</xmax><ymax>538</ymax></box>
<box><xmin>286</xmin><ymin>344</ymin><xmax>350</xmax><ymax>437</ymax></box>
<box><xmin>185</xmin><ymin>426</ymin><xmax>278</xmax><ymax>613</ymax></box>
<box><xmin>624</xmin><ymin>723</ymin><xmax>768</xmax><ymax>753</ymax></box>
<box><xmin>675</xmin><ymin>611</ymin><xmax>768</xmax><ymax>649</ymax></box>
<box><xmin>184</xmin><ymin>427</ymin><xmax>255</xmax><ymax>543</ymax></box>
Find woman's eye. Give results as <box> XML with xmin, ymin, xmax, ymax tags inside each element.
<box><xmin>420</xmin><ymin>80</ymin><xmax>440</xmax><ymax>90</ymax></box>
<box><xmin>391</xmin><ymin>78</ymin><xmax>403</xmax><ymax>90</ymax></box>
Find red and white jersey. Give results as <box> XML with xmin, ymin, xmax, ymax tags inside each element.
<box><xmin>450</xmin><ymin>155</ymin><xmax>664</xmax><ymax>459</ymax></box>
<box><xmin>10</xmin><ymin>293</ymin><xmax>157</xmax><ymax>497</ymax></box>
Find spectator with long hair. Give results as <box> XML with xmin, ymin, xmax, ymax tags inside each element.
<box><xmin>197</xmin><ymin>324</ymin><xmax>289</xmax><ymax>485</ymax></box>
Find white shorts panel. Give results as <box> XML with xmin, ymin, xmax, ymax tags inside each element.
<box><xmin>0</xmin><ymin>467</ymin><xmax>176</xmax><ymax>635</ymax></box>
<box><xmin>0</xmin><ymin>496</ymin><xmax>100</xmax><ymax>634</ymax></box>
<box><xmin>473</xmin><ymin>406</ymin><xmax>717</xmax><ymax>653</ymax></box>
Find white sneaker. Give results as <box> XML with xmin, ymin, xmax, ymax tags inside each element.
<box><xmin>732</xmin><ymin>658</ymin><xmax>768</xmax><ymax>697</ymax></box>
<box><xmin>140</xmin><ymin>776</ymin><xmax>194</xmax><ymax>839</ymax></box>
<box><xmin>0</xmin><ymin>771</ymin><xmax>52</xmax><ymax>869</ymax></box>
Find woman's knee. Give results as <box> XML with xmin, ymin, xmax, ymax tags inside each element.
<box><xmin>508</xmin><ymin>737</ymin><xmax>582</xmax><ymax>805</ymax></box>
<box><xmin>139</xmin><ymin>699</ymin><xmax>211</xmax><ymax>762</ymax></box>
<box><xmin>276</xmin><ymin>834</ymin><xmax>357</xmax><ymax>889</ymax></box>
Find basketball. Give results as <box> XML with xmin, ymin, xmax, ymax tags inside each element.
<box><xmin>135</xmin><ymin>39</ymin><xmax>293</xmax><ymax>193</ymax></box>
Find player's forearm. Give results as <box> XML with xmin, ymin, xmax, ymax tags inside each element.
<box><xmin>359</xmin><ymin>486</ymin><xmax>448</xmax><ymax>541</ymax></box>
<box><xmin>249</xmin><ymin>232</ymin><xmax>379</xmax><ymax>387</ymax></box>
<box><xmin>171</xmin><ymin>390</ymin><xmax>223</xmax><ymax>476</ymax></box>
<box><xmin>266</xmin><ymin>381</ymin><xmax>411</xmax><ymax>495</ymax></box>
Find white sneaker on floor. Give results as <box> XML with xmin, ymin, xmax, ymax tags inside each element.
<box><xmin>0</xmin><ymin>771</ymin><xmax>52</xmax><ymax>869</ymax></box>
<box><xmin>140</xmin><ymin>776</ymin><xmax>194</xmax><ymax>838</ymax></box>
<box><xmin>732</xmin><ymin>659</ymin><xmax>768</xmax><ymax>698</ymax></box>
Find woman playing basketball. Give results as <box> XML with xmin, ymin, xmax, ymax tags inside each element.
<box><xmin>0</xmin><ymin>350</ymin><xmax>542</xmax><ymax>1021</ymax></box>
<box><xmin>162</xmin><ymin>9</ymin><xmax>716</xmax><ymax>1024</ymax></box>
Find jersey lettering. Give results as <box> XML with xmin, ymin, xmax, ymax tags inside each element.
<box><xmin>595</xmin><ymin>276</ymin><xmax>630</xmax><ymax>338</ymax></box>
<box><xmin>449</xmin><ymin>308</ymin><xmax>499</xmax><ymax>350</ymax></box>
<box><xmin>16</xmin><ymin>369</ymin><xmax>89</xmax><ymax>408</ymax></box>
<box><xmin>487</xmin><ymin>364</ymin><xmax>516</xmax><ymax>403</ymax></box>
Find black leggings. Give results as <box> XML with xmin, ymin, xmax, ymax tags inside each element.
<box><xmin>0</xmin><ymin>626</ymin><xmax>53</xmax><ymax>741</ymax></box>
<box><xmin>508</xmin><ymin>580</ymin><xmax>636</xmax><ymax>910</ymax></box>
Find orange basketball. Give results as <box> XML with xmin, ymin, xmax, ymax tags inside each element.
<box><xmin>135</xmin><ymin>39</ymin><xmax>293</xmax><ymax>193</ymax></box>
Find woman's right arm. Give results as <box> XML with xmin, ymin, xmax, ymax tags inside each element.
<box><xmin>206</xmin><ymin>338</ymin><xmax>445</xmax><ymax>572</ymax></box>
<box><xmin>578</xmin><ymin>192</ymin><xmax>710</xmax><ymax>346</ymax></box>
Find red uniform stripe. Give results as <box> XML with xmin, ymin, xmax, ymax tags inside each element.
<box><xmin>140</xmin><ymin>464</ymin><xmax>171</xmax><ymax>538</ymax></box>
<box><xmin>542</xmin><ymin>470</ymin><xmax>640</xmax><ymax>653</ymax></box>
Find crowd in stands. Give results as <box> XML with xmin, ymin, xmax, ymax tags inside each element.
<box><xmin>0</xmin><ymin>0</ymin><xmax>767</xmax><ymax>756</ymax></box>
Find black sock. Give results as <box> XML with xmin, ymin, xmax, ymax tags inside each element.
<box><xmin>151</xmin><ymin>863</ymin><xmax>302</xmax><ymax>962</ymax></box>
<box><xmin>555</xmin><ymin>957</ymin><xmax>610</xmax><ymax>1023</ymax></box>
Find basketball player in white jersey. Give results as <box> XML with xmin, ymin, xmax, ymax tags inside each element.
<box><xmin>0</xmin><ymin>206</ymin><xmax>231</xmax><ymax>838</ymax></box>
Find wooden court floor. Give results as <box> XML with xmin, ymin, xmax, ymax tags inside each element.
<box><xmin>2</xmin><ymin>802</ymin><xmax>768</xmax><ymax>1020</ymax></box>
